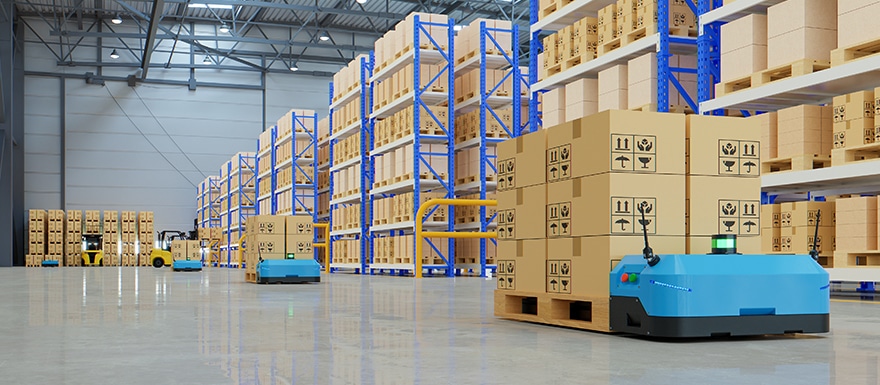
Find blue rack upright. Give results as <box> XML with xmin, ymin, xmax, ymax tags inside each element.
<box><xmin>328</xmin><ymin>54</ymin><xmax>373</xmax><ymax>273</ymax></box>
<box><xmin>368</xmin><ymin>14</ymin><xmax>456</xmax><ymax>277</ymax></box>
<box><xmin>220</xmin><ymin>152</ymin><xmax>256</xmax><ymax>267</ymax></box>
<box><xmin>452</xmin><ymin>20</ymin><xmax>530</xmax><ymax>277</ymax></box>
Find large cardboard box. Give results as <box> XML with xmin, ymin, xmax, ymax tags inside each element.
<box><xmin>286</xmin><ymin>215</ymin><xmax>314</xmax><ymax>235</ymax></box>
<box><xmin>249</xmin><ymin>234</ymin><xmax>286</xmax><ymax>254</ymax></box>
<box><xmin>721</xmin><ymin>14</ymin><xmax>768</xmax><ymax>54</ymax></box>
<box><xmin>721</xmin><ymin>45</ymin><xmax>769</xmax><ymax>81</ymax></box>
<box><xmin>546</xmin><ymin>173</ymin><xmax>685</xmax><ymax>237</ymax></box>
<box><xmin>767</xmin><ymin>0</ymin><xmax>838</xmax><ymax>37</ymax></box>
<box><xmin>497</xmin><ymin>130</ymin><xmax>546</xmax><ymax>191</ymax></box>
<box><xmin>548</xmin><ymin>235</ymin><xmax>686</xmax><ymax>297</ymax></box>
<box><xmin>687</xmin><ymin>175</ymin><xmax>761</xmax><ymax>240</ymax></box>
<box><xmin>246</xmin><ymin>215</ymin><xmax>286</xmax><ymax>235</ymax></box>
<box><xmin>496</xmin><ymin>239</ymin><xmax>546</xmax><ymax>293</ymax></box>
<box><xmin>780</xmin><ymin>225</ymin><xmax>835</xmax><ymax>255</ymax></box>
<box><xmin>545</xmin><ymin>110</ymin><xmax>686</xmax><ymax>182</ymax></box>
<box><xmin>767</xmin><ymin>27</ymin><xmax>837</xmax><ymax>67</ymax></box>
<box><xmin>497</xmin><ymin>184</ymin><xmax>547</xmax><ymax>240</ymax></box>
<box><xmin>779</xmin><ymin>201</ymin><xmax>835</xmax><ymax>228</ymax></box>
<box><xmin>285</xmin><ymin>234</ymin><xmax>314</xmax><ymax>258</ymax></box>
<box><xmin>835</xmin><ymin>196</ymin><xmax>879</xmax><ymax>250</ymax></box>
<box><xmin>686</xmin><ymin>115</ymin><xmax>761</xmax><ymax>177</ymax></box>
<box><xmin>838</xmin><ymin>2</ymin><xmax>880</xmax><ymax>49</ymax></box>
<box><xmin>761</xmin><ymin>203</ymin><xmax>782</xmax><ymax>252</ymax></box>
<box><xmin>777</xmin><ymin>105</ymin><xmax>833</xmax><ymax>157</ymax></box>
<box><xmin>752</xmin><ymin>112</ymin><xmax>778</xmax><ymax>159</ymax></box>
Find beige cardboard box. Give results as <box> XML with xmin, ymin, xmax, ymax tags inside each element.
<box><xmin>565</xmin><ymin>101</ymin><xmax>599</xmax><ymax>122</ymax></box>
<box><xmin>249</xmin><ymin>234</ymin><xmax>286</xmax><ymax>254</ymax></box>
<box><xmin>246</xmin><ymin>215</ymin><xmax>286</xmax><ymax>235</ymax></box>
<box><xmin>686</xmin><ymin>176</ymin><xmax>762</xmax><ymax>237</ymax></box>
<box><xmin>565</xmin><ymin>78</ymin><xmax>599</xmax><ymax>104</ymax></box>
<box><xmin>544</xmin><ymin>87</ymin><xmax>566</xmax><ymax>111</ymax></box>
<box><xmin>543</xmin><ymin>109</ymin><xmax>565</xmax><ymax>128</ymax></box>
<box><xmin>496</xmin><ymin>239</ymin><xmax>546</xmax><ymax>293</ymax></box>
<box><xmin>598</xmin><ymin>90</ymin><xmax>628</xmax><ymax>112</ymax></box>
<box><xmin>762</xmin><ymin>227</ymin><xmax>782</xmax><ymax>253</ymax></box>
<box><xmin>838</xmin><ymin>2</ymin><xmax>880</xmax><ymax>49</ymax></box>
<box><xmin>780</xmin><ymin>225</ymin><xmax>835</xmax><ymax>254</ymax></box>
<box><xmin>834</xmin><ymin>120</ymin><xmax>875</xmax><ymax>148</ymax></box>
<box><xmin>549</xmin><ymin>235</ymin><xmax>686</xmax><ymax>297</ymax></box>
<box><xmin>777</xmin><ymin>104</ymin><xmax>833</xmax><ymax>157</ymax></box>
<box><xmin>721</xmin><ymin>45</ymin><xmax>768</xmax><ymax>81</ymax></box>
<box><xmin>767</xmin><ymin>27</ymin><xmax>837</xmax><ymax>67</ymax></box>
<box><xmin>497</xmin><ymin>184</ymin><xmax>547</xmax><ymax>240</ymax></box>
<box><xmin>285</xmin><ymin>234</ymin><xmax>314</xmax><ymax>258</ymax></box>
<box><xmin>686</xmin><ymin>115</ymin><xmax>761</xmax><ymax>177</ymax></box>
<box><xmin>833</xmin><ymin>91</ymin><xmax>874</xmax><ymax>122</ymax></box>
<box><xmin>767</xmin><ymin>0</ymin><xmax>838</xmax><ymax>37</ymax></box>
<box><xmin>598</xmin><ymin>64</ymin><xmax>628</xmax><ymax>94</ymax></box>
<box><xmin>545</xmin><ymin>110</ymin><xmax>686</xmax><ymax>182</ymax></box>
<box><xmin>497</xmin><ymin>130</ymin><xmax>546</xmax><ymax>191</ymax></box>
<box><xmin>721</xmin><ymin>14</ymin><xmax>768</xmax><ymax>54</ymax></box>
<box><xmin>779</xmin><ymin>201</ymin><xmax>835</xmax><ymax>228</ymax></box>
<box><xmin>286</xmin><ymin>215</ymin><xmax>314</xmax><ymax>235</ymax></box>
<box><xmin>752</xmin><ymin>112</ymin><xmax>778</xmax><ymax>159</ymax></box>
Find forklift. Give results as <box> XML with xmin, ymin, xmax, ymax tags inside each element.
<box><xmin>81</xmin><ymin>234</ymin><xmax>104</xmax><ymax>266</ymax></box>
<box><xmin>149</xmin><ymin>230</ymin><xmax>189</xmax><ymax>268</ymax></box>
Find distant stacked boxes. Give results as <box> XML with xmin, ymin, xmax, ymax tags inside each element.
<box><xmin>171</xmin><ymin>239</ymin><xmax>201</xmax><ymax>263</ymax></box>
<box><xmin>137</xmin><ymin>211</ymin><xmax>155</xmax><ymax>266</ymax></box>
<box><xmin>198</xmin><ymin>227</ymin><xmax>222</xmax><ymax>266</ymax></box>
<box><xmin>27</xmin><ymin>209</ymin><xmax>47</xmax><ymax>267</ymax></box>
<box><xmin>834</xmin><ymin>196</ymin><xmax>879</xmax><ymax>266</ymax></box>
<box><xmin>120</xmin><ymin>211</ymin><xmax>137</xmax><ymax>266</ymax></box>
<box><xmin>777</xmin><ymin>200</ymin><xmax>835</xmax><ymax>266</ymax></box>
<box><xmin>65</xmin><ymin>210</ymin><xmax>82</xmax><ymax>266</ymax></box>
<box><xmin>228</xmin><ymin>152</ymin><xmax>257</xmax><ymax>250</ymax></box>
<box><xmin>46</xmin><ymin>210</ymin><xmax>65</xmax><ymax>263</ymax></box>
<box><xmin>257</xmin><ymin>128</ymin><xmax>274</xmax><ymax>215</ymax></box>
<box><xmin>103</xmin><ymin>211</ymin><xmax>119</xmax><ymax>266</ymax></box>
<box><xmin>84</xmin><ymin>210</ymin><xmax>101</xmax><ymax>233</ymax></box>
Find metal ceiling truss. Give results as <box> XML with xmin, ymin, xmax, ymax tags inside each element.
<box><xmin>13</xmin><ymin>0</ymin><xmax>530</xmax><ymax>83</ymax></box>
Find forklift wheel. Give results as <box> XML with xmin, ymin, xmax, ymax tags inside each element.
<box><xmin>152</xmin><ymin>258</ymin><xmax>164</xmax><ymax>268</ymax></box>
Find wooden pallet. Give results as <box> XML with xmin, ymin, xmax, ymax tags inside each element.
<box><xmin>762</xmin><ymin>154</ymin><xmax>832</xmax><ymax>173</ymax></box>
<box><xmin>716</xmin><ymin>74</ymin><xmax>753</xmax><ymax>97</ymax></box>
<box><xmin>629</xmin><ymin>104</ymin><xmax>694</xmax><ymax>114</ymax></box>
<box><xmin>597</xmin><ymin>36</ymin><xmax>622</xmax><ymax>56</ymax></box>
<box><xmin>832</xmin><ymin>142</ymin><xmax>880</xmax><ymax>166</ymax></box>
<box><xmin>563</xmin><ymin>51</ymin><xmax>597</xmax><ymax>70</ymax></box>
<box><xmin>832</xmin><ymin>37</ymin><xmax>880</xmax><ymax>66</ymax></box>
<box><xmin>831</xmin><ymin>251</ymin><xmax>880</xmax><ymax>268</ymax></box>
<box><xmin>751</xmin><ymin>59</ymin><xmax>830</xmax><ymax>88</ymax></box>
<box><xmin>245</xmin><ymin>272</ymin><xmax>257</xmax><ymax>283</ymax></box>
<box><xmin>494</xmin><ymin>290</ymin><xmax>612</xmax><ymax>333</ymax></box>
<box><xmin>544</xmin><ymin>62</ymin><xmax>564</xmax><ymax>78</ymax></box>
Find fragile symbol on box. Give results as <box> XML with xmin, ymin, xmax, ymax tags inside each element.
<box><xmin>717</xmin><ymin>139</ymin><xmax>760</xmax><ymax>177</ymax></box>
<box><xmin>610</xmin><ymin>134</ymin><xmax>656</xmax><ymax>173</ymax></box>
<box><xmin>497</xmin><ymin>260</ymin><xmax>515</xmax><ymax>290</ymax></box>
<box><xmin>611</xmin><ymin>197</ymin><xmax>656</xmax><ymax>234</ymax></box>
<box><xmin>547</xmin><ymin>145</ymin><xmax>571</xmax><ymax>182</ymax></box>
<box><xmin>546</xmin><ymin>202</ymin><xmax>571</xmax><ymax>238</ymax></box>
<box><xmin>833</xmin><ymin>131</ymin><xmax>846</xmax><ymax>149</ymax></box>
<box><xmin>546</xmin><ymin>259</ymin><xmax>571</xmax><ymax>294</ymax></box>
<box><xmin>497</xmin><ymin>209</ymin><xmax>515</xmax><ymax>239</ymax></box>
<box><xmin>497</xmin><ymin>159</ymin><xmax>516</xmax><ymax>191</ymax></box>
<box><xmin>718</xmin><ymin>199</ymin><xmax>760</xmax><ymax>235</ymax></box>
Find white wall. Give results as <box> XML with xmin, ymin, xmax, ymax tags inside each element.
<box><xmin>22</xmin><ymin>18</ymin><xmax>338</xmax><ymax>232</ymax></box>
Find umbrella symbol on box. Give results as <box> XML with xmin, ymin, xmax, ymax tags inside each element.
<box><xmin>550</xmin><ymin>279</ymin><xmax>558</xmax><ymax>291</ymax></box>
<box><xmin>498</xmin><ymin>277</ymin><xmax>505</xmax><ymax>287</ymax></box>
<box><xmin>549</xmin><ymin>223</ymin><xmax>558</xmax><ymax>234</ymax></box>
<box><xmin>743</xmin><ymin>161</ymin><xmax>757</xmax><ymax>173</ymax></box>
<box><xmin>637</xmin><ymin>138</ymin><xmax>653</xmax><ymax>152</ymax></box>
<box><xmin>616</xmin><ymin>218</ymin><xmax>630</xmax><ymax>231</ymax></box>
<box><xmin>744</xmin><ymin>221</ymin><xmax>757</xmax><ymax>232</ymax></box>
<box><xmin>615</xmin><ymin>155</ymin><xmax>631</xmax><ymax>168</ymax></box>
<box><xmin>549</xmin><ymin>166</ymin><xmax>558</xmax><ymax>179</ymax></box>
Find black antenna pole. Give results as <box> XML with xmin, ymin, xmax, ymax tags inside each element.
<box><xmin>640</xmin><ymin>206</ymin><xmax>660</xmax><ymax>267</ymax></box>
<box><xmin>809</xmin><ymin>209</ymin><xmax>821</xmax><ymax>262</ymax></box>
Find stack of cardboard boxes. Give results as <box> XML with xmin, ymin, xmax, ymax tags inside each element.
<box><xmin>598</xmin><ymin>64</ymin><xmax>628</xmax><ymax>113</ymax></box>
<box><xmin>120</xmin><ymin>211</ymin><xmax>137</xmax><ymax>266</ymax></box>
<box><xmin>766</xmin><ymin>0</ymin><xmax>837</xmax><ymax>69</ymax></box>
<box><xmin>835</xmin><ymin>0</ymin><xmax>880</xmax><ymax>57</ymax></box>
<box><xmin>718</xmin><ymin>14</ymin><xmax>767</xmax><ymax>94</ymax></box>
<box><xmin>171</xmin><ymin>239</ymin><xmax>201</xmax><ymax>263</ymax></box>
<box><xmin>65</xmin><ymin>210</ymin><xmax>82</xmax><ymax>266</ymax></box>
<box><xmin>27</xmin><ymin>209</ymin><xmax>47</xmax><ymax>267</ymax></box>
<box><xmin>198</xmin><ymin>227</ymin><xmax>222</xmax><ymax>267</ymax></box>
<box><xmin>244</xmin><ymin>215</ymin><xmax>314</xmax><ymax>282</ymax></box>
<box><xmin>834</xmin><ymin>196</ymin><xmax>879</xmax><ymax>266</ymax></box>
<box><xmin>757</xmin><ymin>104</ymin><xmax>833</xmax><ymax>171</ymax></box>
<box><xmin>832</xmin><ymin>90</ymin><xmax>875</xmax><ymax>162</ymax></box>
<box><xmin>453</xmin><ymin>18</ymin><xmax>513</xmax><ymax>66</ymax></box>
<box><xmin>102</xmin><ymin>211</ymin><xmax>119</xmax><ymax>266</ymax></box>
<box><xmin>779</xmin><ymin>201</ymin><xmax>835</xmax><ymax>265</ymax></box>
<box><xmin>46</xmin><ymin>210</ymin><xmax>64</xmax><ymax>263</ymax></box>
<box><xmin>373</xmin><ymin>192</ymin><xmax>445</xmax><ymax>226</ymax></box>
<box><xmin>85</xmin><ymin>210</ymin><xmax>101</xmax><ymax>233</ymax></box>
<box><xmin>137</xmin><ymin>211</ymin><xmax>154</xmax><ymax>266</ymax></box>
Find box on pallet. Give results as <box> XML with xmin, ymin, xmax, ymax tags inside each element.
<box><xmin>598</xmin><ymin>64</ymin><xmax>628</xmax><ymax>112</ymax></box>
<box><xmin>766</xmin><ymin>0</ymin><xmax>837</xmax><ymax>67</ymax></box>
<box><xmin>777</xmin><ymin>105</ymin><xmax>833</xmax><ymax>157</ymax></box>
<box><xmin>835</xmin><ymin>196</ymin><xmax>878</xmax><ymax>251</ymax></box>
<box><xmin>832</xmin><ymin>91</ymin><xmax>875</xmax><ymax>149</ymax></box>
<box><xmin>497</xmin><ymin>129</ymin><xmax>546</xmax><ymax>192</ymax></box>
<box><xmin>720</xmin><ymin>15</ymin><xmax>767</xmax><ymax>82</ymax></box>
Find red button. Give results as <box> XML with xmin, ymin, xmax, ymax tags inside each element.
<box><xmin>621</xmin><ymin>273</ymin><xmax>629</xmax><ymax>283</ymax></box>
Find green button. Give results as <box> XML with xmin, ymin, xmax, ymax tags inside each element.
<box><xmin>628</xmin><ymin>273</ymin><xmax>638</xmax><ymax>283</ymax></box>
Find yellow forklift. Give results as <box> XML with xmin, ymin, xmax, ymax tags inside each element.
<box><xmin>149</xmin><ymin>230</ymin><xmax>190</xmax><ymax>268</ymax></box>
<box><xmin>81</xmin><ymin>234</ymin><xmax>104</xmax><ymax>266</ymax></box>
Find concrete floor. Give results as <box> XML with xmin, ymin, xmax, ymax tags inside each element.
<box><xmin>1</xmin><ymin>268</ymin><xmax>878</xmax><ymax>385</ymax></box>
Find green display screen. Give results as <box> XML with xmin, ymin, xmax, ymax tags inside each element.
<box><xmin>712</xmin><ymin>238</ymin><xmax>736</xmax><ymax>249</ymax></box>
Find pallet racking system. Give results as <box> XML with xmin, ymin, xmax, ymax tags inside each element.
<box><xmin>219</xmin><ymin>153</ymin><xmax>257</xmax><ymax>267</ymax></box>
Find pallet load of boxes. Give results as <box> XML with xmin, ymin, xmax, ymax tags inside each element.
<box><xmin>26</xmin><ymin>210</ymin><xmax>155</xmax><ymax>267</ymax></box>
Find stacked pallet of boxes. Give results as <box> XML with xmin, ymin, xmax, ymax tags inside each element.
<box><xmin>27</xmin><ymin>209</ymin><xmax>47</xmax><ymax>267</ymax></box>
<box><xmin>103</xmin><ymin>211</ymin><xmax>119</xmax><ymax>266</ymax></box>
<box><xmin>257</xmin><ymin>127</ymin><xmax>274</xmax><ymax>215</ymax></box>
<box><xmin>137</xmin><ymin>211</ymin><xmax>154</xmax><ymax>266</ymax></box>
<box><xmin>171</xmin><ymin>238</ymin><xmax>201</xmax><ymax>265</ymax></box>
<box><xmin>218</xmin><ymin>164</ymin><xmax>229</xmax><ymax>250</ymax></box>
<box><xmin>773</xmin><ymin>200</ymin><xmax>836</xmax><ymax>266</ymax></box>
<box><xmin>84</xmin><ymin>210</ymin><xmax>100</xmax><ymax>233</ymax></box>
<box><xmin>494</xmin><ymin>110</ymin><xmax>762</xmax><ymax>331</ymax></box>
<box><xmin>317</xmin><ymin>117</ymin><xmax>331</xmax><ymax>220</ymax></box>
<box><xmin>832</xmin><ymin>90</ymin><xmax>877</xmax><ymax>163</ymax></box>
<box><xmin>65</xmin><ymin>210</ymin><xmax>82</xmax><ymax>266</ymax></box>
<box><xmin>276</xmin><ymin>109</ymin><xmax>317</xmax><ymax>216</ymax></box>
<box><xmin>120</xmin><ymin>211</ymin><xmax>136</xmax><ymax>266</ymax></box>
<box><xmin>368</xmin><ymin>12</ymin><xmax>455</xmax><ymax>270</ymax></box>
<box><xmin>243</xmin><ymin>215</ymin><xmax>313</xmax><ymax>283</ymax></box>
<box><xmin>834</xmin><ymin>196</ymin><xmax>879</xmax><ymax>267</ymax></box>
<box><xmin>227</xmin><ymin>153</ymin><xmax>257</xmax><ymax>261</ymax></box>
<box><xmin>45</xmin><ymin>210</ymin><xmax>64</xmax><ymax>264</ymax></box>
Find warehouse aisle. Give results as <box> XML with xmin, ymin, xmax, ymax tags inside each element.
<box><xmin>0</xmin><ymin>268</ymin><xmax>875</xmax><ymax>384</ymax></box>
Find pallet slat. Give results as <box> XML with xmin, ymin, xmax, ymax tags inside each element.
<box><xmin>494</xmin><ymin>290</ymin><xmax>612</xmax><ymax>333</ymax></box>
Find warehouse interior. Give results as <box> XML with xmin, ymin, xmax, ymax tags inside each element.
<box><xmin>4</xmin><ymin>0</ymin><xmax>880</xmax><ymax>383</ymax></box>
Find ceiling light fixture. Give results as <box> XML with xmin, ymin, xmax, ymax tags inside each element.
<box><xmin>319</xmin><ymin>32</ymin><xmax>330</xmax><ymax>41</ymax></box>
<box><xmin>109</xmin><ymin>49</ymin><xmax>120</xmax><ymax>59</ymax></box>
<box><xmin>203</xmin><ymin>55</ymin><xmax>212</xmax><ymax>64</ymax></box>
<box><xmin>188</xmin><ymin>3</ymin><xmax>234</xmax><ymax>9</ymax></box>
<box><xmin>356</xmin><ymin>0</ymin><xmax>368</xmax><ymax>4</ymax></box>
<box><xmin>289</xmin><ymin>64</ymin><xmax>299</xmax><ymax>72</ymax></box>
<box><xmin>111</xmin><ymin>13</ymin><xmax>123</xmax><ymax>24</ymax></box>
<box><xmin>219</xmin><ymin>23</ymin><xmax>230</xmax><ymax>33</ymax></box>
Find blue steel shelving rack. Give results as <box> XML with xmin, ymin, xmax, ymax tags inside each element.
<box><xmin>453</xmin><ymin>21</ymin><xmax>529</xmax><ymax>277</ymax></box>
<box><xmin>255</xmin><ymin>125</ymin><xmax>276</xmax><ymax>216</ymax></box>
<box><xmin>197</xmin><ymin>176</ymin><xmax>222</xmax><ymax>229</ymax></box>
<box><xmin>528</xmin><ymin>0</ymin><xmax>702</xmax><ymax>133</ymax></box>
<box><xmin>219</xmin><ymin>153</ymin><xmax>256</xmax><ymax>267</ymax></box>
<box><xmin>328</xmin><ymin>54</ymin><xmax>373</xmax><ymax>273</ymax></box>
<box><xmin>368</xmin><ymin>15</ymin><xmax>456</xmax><ymax>276</ymax></box>
<box><xmin>696</xmin><ymin>0</ymin><xmax>725</xmax><ymax>116</ymax></box>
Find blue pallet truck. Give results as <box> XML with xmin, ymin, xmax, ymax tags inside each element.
<box><xmin>608</xmin><ymin>209</ymin><xmax>830</xmax><ymax>338</ymax></box>
<box><xmin>255</xmin><ymin>253</ymin><xmax>321</xmax><ymax>284</ymax></box>
<box><xmin>172</xmin><ymin>259</ymin><xmax>202</xmax><ymax>272</ymax></box>
<box><xmin>41</xmin><ymin>260</ymin><xmax>60</xmax><ymax>267</ymax></box>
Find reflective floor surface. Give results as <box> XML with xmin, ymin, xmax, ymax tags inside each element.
<box><xmin>1</xmin><ymin>267</ymin><xmax>878</xmax><ymax>384</ymax></box>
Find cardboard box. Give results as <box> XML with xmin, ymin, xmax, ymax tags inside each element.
<box><xmin>721</xmin><ymin>45</ymin><xmax>769</xmax><ymax>81</ymax></box>
<box><xmin>767</xmin><ymin>0</ymin><xmax>838</xmax><ymax>37</ymax></box>
<box><xmin>721</xmin><ymin>14</ymin><xmax>768</xmax><ymax>54</ymax></box>
<box><xmin>245</xmin><ymin>215</ymin><xmax>286</xmax><ymax>235</ymax></box>
<box><xmin>598</xmin><ymin>64</ymin><xmax>628</xmax><ymax>94</ymax></box>
<box><xmin>686</xmin><ymin>176</ymin><xmax>761</xmax><ymax>237</ymax></box>
<box><xmin>285</xmin><ymin>234</ymin><xmax>314</xmax><ymax>258</ymax></box>
<box><xmin>249</xmin><ymin>234</ymin><xmax>285</xmax><ymax>254</ymax></box>
<box><xmin>565</xmin><ymin>78</ymin><xmax>599</xmax><ymax>104</ymax></box>
<box><xmin>838</xmin><ymin>2</ymin><xmax>880</xmax><ymax>49</ymax></box>
<box><xmin>548</xmin><ymin>235</ymin><xmax>686</xmax><ymax>297</ymax></box>
<box><xmin>777</xmin><ymin>105</ymin><xmax>833</xmax><ymax>157</ymax></box>
<box><xmin>496</xmin><ymin>239</ymin><xmax>546</xmax><ymax>293</ymax></box>
<box><xmin>833</xmin><ymin>91</ymin><xmax>875</xmax><ymax>122</ymax></box>
<box><xmin>545</xmin><ymin>110</ymin><xmax>686</xmax><ymax>182</ymax></box>
<box><xmin>779</xmin><ymin>225</ymin><xmax>835</xmax><ymax>254</ymax></box>
<box><xmin>834</xmin><ymin>119</ymin><xmax>875</xmax><ymax>148</ymax></box>
<box><xmin>598</xmin><ymin>90</ymin><xmax>628</xmax><ymax>112</ymax></box>
<box><xmin>497</xmin><ymin>130</ymin><xmax>546</xmax><ymax>191</ymax></box>
<box><xmin>752</xmin><ymin>112</ymin><xmax>778</xmax><ymax>159</ymax></box>
<box><xmin>497</xmin><ymin>185</ymin><xmax>547</xmax><ymax>240</ymax></box>
<box><xmin>565</xmin><ymin>101</ymin><xmax>599</xmax><ymax>122</ymax></box>
<box><xmin>780</xmin><ymin>201</ymin><xmax>835</xmax><ymax>228</ymax></box>
<box><xmin>767</xmin><ymin>27</ymin><xmax>837</xmax><ymax>68</ymax></box>
<box><xmin>686</xmin><ymin>115</ymin><xmax>761</xmax><ymax>177</ymax></box>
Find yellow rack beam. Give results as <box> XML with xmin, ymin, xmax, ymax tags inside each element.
<box><xmin>313</xmin><ymin>223</ymin><xmax>330</xmax><ymax>273</ymax></box>
<box><xmin>415</xmin><ymin>198</ymin><xmax>497</xmax><ymax>278</ymax></box>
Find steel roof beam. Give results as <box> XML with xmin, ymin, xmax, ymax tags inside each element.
<box><xmin>140</xmin><ymin>0</ymin><xmax>165</xmax><ymax>79</ymax></box>
<box><xmin>122</xmin><ymin>0</ymin><xmax>408</xmax><ymax>21</ymax></box>
<box><xmin>49</xmin><ymin>29</ymin><xmax>373</xmax><ymax>51</ymax></box>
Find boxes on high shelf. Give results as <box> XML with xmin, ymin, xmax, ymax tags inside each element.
<box><xmin>542</xmin><ymin>87</ymin><xmax>565</xmax><ymax>128</ymax></box>
<box><xmin>720</xmin><ymin>14</ymin><xmax>768</xmax><ymax>82</ymax></box>
<box><xmin>598</xmin><ymin>64</ymin><xmax>627</xmax><ymax>112</ymax></box>
<box><xmin>497</xmin><ymin>129</ymin><xmax>546</xmax><ymax>191</ymax></box>
<box><xmin>838</xmin><ymin>1</ymin><xmax>880</xmax><ymax>50</ymax></box>
<box><xmin>750</xmin><ymin>112</ymin><xmax>778</xmax><ymax>159</ymax></box>
<box><xmin>565</xmin><ymin>78</ymin><xmax>598</xmax><ymax>122</ymax></box>
<box><xmin>495</xmin><ymin>239</ymin><xmax>546</xmax><ymax>292</ymax></box>
<box><xmin>761</xmin><ymin>204</ymin><xmax>782</xmax><ymax>252</ymax></box>
<box><xmin>542</xmin><ymin>35</ymin><xmax>557</xmax><ymax>70</ymax></box>
<box><xmin>779</xmin><ymin>200</ymin><xmax>835</xmax><ymax>256</ymax></box>
<box><xmin>835</xmin><ymin>196</ymin><xmax>878</xmax><ymax>251</ymax></box>
<box><xmin>767</xmin><ymin>0</ymin><xmax>837</xmax><ymax>67</ymax></box>
<box><xmin>832</xmin><ymin>91</ymin><xmax>875</xmax><ymax>148</ymax></box>
<box><xmin>777</xmin><ymin>105</ymin><xmax>833</xmax><ymax>158</ymax></box>
<box><xmin>545</xmin><ymin>110</ymin><xmax>685</xmax><ymax>182</ymax></box>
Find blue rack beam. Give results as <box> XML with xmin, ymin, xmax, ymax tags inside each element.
<box><xmin>697</xmin><ymin>0</ymin><xmax>725</xmax><ymax>116</ymax></box>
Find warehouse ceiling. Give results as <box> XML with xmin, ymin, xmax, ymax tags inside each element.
<box><xmin>13</xmin><ymin>0</ymin><xmax>530</xmax><ymax>79</ymax></box>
